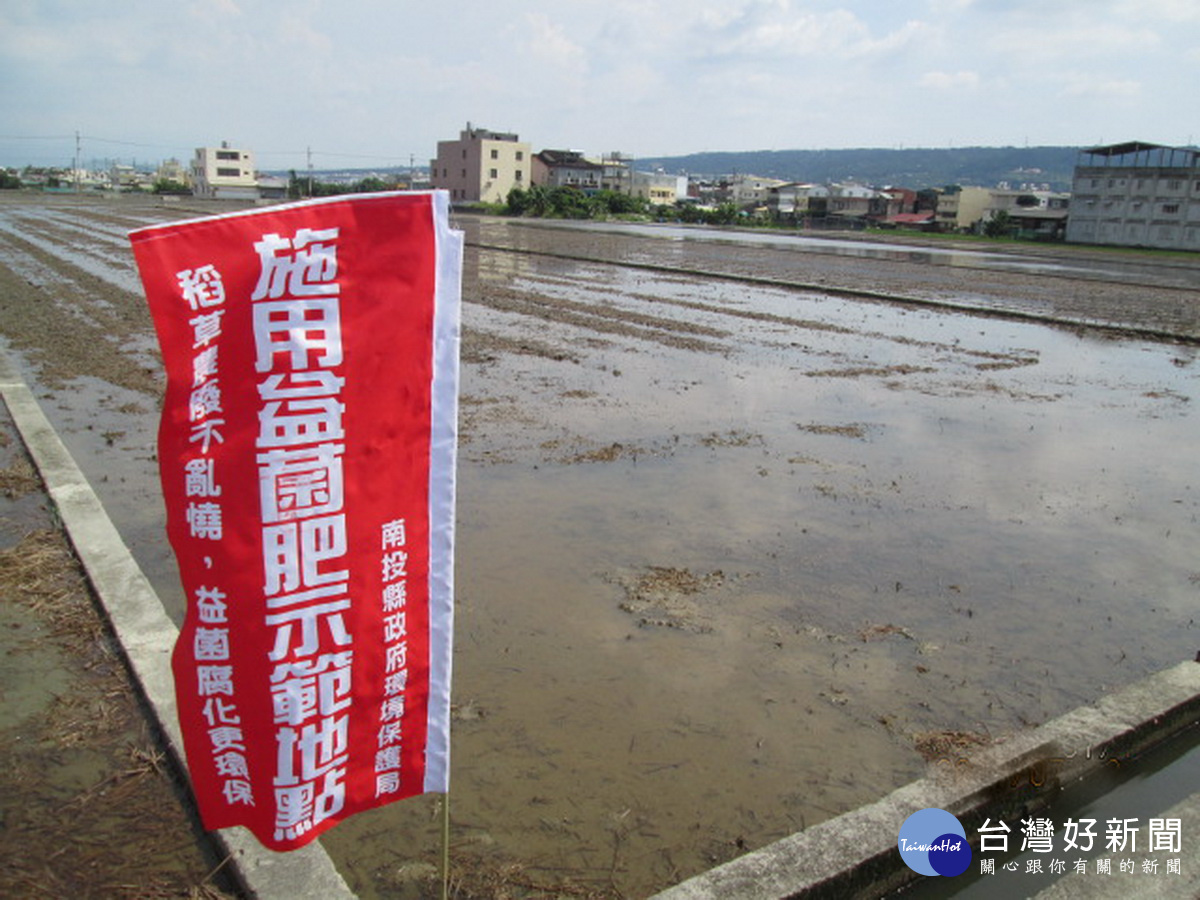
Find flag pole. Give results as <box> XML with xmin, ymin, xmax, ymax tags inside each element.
<box><xmin>440</xmin><ymin>790</ymin><xmax>451</xmax><ymax>900</ymax></box>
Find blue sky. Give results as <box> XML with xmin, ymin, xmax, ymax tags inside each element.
<box><xmin>2</xmin><ymin>0</ymin><xmax>1197</xmax><ymax>170</ymax></box>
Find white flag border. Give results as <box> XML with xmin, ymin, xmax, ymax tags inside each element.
<box><xmin>423</xmin><ymin>190</ymin><xmax>461</xmax><ymax>793</ymax></box>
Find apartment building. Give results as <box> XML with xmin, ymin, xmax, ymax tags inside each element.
<box><xmin>532</xmin><ymin>150</ymin><xmax>603</xmax><ymax>192</ymax></box>
<box><xmin>935</xmin><ymin>185</ymin><xmax>991</xmax><ymax>232</ymax></box>
<box><xmin>431</xmin><ymin>123</ymin><xmax>531</xmax><ymax>204</ymax></box>
<box><xmin>192</xmin><ymin>142</ymin><xmax>258</xmax><ymax>199</ymax></box>
<box><xmin>632</xmin><ymin>171</ymin><xmax>685</xmax><ymax>205</ymax></box>
<box><xmin>730</xmin><ymin>174</ymin><xmax>787</xmax><ymax>209</ymax></box>
<box><xmin>1065</xmin><ymin>142</ymin><xmax>1200</xmax><ymax>250</ymax></box>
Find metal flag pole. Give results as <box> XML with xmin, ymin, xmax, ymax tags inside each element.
<box><xmin>440</xmin><ymin>791</ymin><xmax>451</xmax><ymax>900</ymax></box>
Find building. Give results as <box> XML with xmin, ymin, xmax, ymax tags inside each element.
<box><xmin>1065</xmin><ymin>142</ymin><xmax>1200</xmax><ymax>251</ymax></box>
<box><xmin>767</xmin><ymin>182</ymin><xmax>828</xmax><ymax>219</ymax></box>
<box><xmin>935</xmin><ymin>185</ymin><xmax>991</xmax><ymax>231</ymax></box>
<box><xmin>430</xmin><ymin>123</ymin><xmax>531</xmax><ymax>204</ymax></box>
<box><xmin>192</xmin><ymin>142</ymin><xmax>258</xmax><ymax>200</ymax></box>
<box><xmin>108</xmin><ymin>164</ymin><xmax>143</xmax><ymax>191</ymax></box>
<box><xmin>631</xmin><ymin>171</ymin><xmax>685</xmax><ymax>206</ymax></box>
<box><xmin>985</xmin><ymin>188</ymin><xmax>1071</xmax><ymax>240</ymax></box>
<box><xmin>730</xmin><ymin>175</ymin><xmax>787</xmax><ymax>210</ymax></box>
<box><xmin>532</xmin><ymin>150</ymin><xmax>603</xmax><ymax>193</ymax></box>
<box><xmin>826</xmin><ymin>182</ymin><xmax>888</xmax><ymax>224</ymax></box>
<box><xmin>155</xmin><ymin>158</ymin><xmax>191</xmax><ymax>188</ymax></box>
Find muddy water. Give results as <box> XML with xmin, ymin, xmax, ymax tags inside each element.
<box><xmin>326</xmin><ymin>249</ymin><xmax>1198</xmax><ymax>897</ymax></box>
<box><xmin>1</xmin><ymin>199</ymin><xmax>1197</xmax><ymax>897</ymax></box>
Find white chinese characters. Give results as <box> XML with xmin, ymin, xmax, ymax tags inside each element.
<box><xmin>251</xmin><ymin>225</ymin><xmax>353</xmax><ymax>842</ymax></box>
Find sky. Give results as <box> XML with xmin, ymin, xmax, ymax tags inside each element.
<box><xmin>2</xmin><ymin>0</ymin><xmax>1198</xmax><ymax>171</ymax></box>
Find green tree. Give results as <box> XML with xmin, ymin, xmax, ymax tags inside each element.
<box><xmin>355</xmin><ymin>176</ymin><xmax>388</xmax><ymax>193</ymax></box>
<box><xmin>983</xmin><ymin>210</ymin><xmax>1012</xmax><ymax>238</ymax></box>
<box><xmin>506</xmin><ymin>186</ymin><xmax>531</xmax><ymax>215</ymax></box>
<box><xmin>153</xmin><ymin>178</ymin><xmax>191</xmax><ymax>195</ymax></box>
<box><xmin>705</xmin><ymin>203</ymin><xmax>739</xmax><ymax>226</ymax></box>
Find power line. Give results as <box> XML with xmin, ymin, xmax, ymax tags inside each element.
<box><xmin>2</xmin><ymin>132</ymin><xmax>424</xmax><ymax>169</ymax></box>
<box><xmin>0</xmin><ymin>134</ymin><xmax>76</xmax><ymax>141</ymax></box>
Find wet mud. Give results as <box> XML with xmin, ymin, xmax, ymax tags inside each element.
<box><xmin>0</xmin><ymin>193</ymin><xmax>1198</xmax><ymax>897</ymax></box>
<box><xmin>0</xmin><ymin>414</ymin><xmax>238</xmax><ymax>898</ymax></box>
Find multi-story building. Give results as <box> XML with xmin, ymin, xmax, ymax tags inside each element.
<box><xmin>935</xmin><ymin>185</ymin><xmax>991</xmax><ymax>232</ymax></box>
<box><xmin>1065</xmin><ymin>142</ymin><xmax>1200</xmax><ymax>250</ymax></box>
<box><xmin>985</xmin><ymin>188</ymin><xmax>1071</xmax><ymax>240</ymax></box>
<box><xmin>532</xmin><ymin>150</ymin><xmax>603</xmax><ymax>193</ymax></box>
<box><xmin>632</xmin><ymin>171</ymin><xmax>685</xmax><ymax>206</ymax></box>
<box><xmin>730</xmin><ymin>174</ymin><xmax>787</xmax><ymax>210</ymax></box>
<box><xmin>599</xmin><ymin>153</ymin><xmax>634</xmax><ymax>194</ymax></box>
<box><xmin>192</xmin><ymin>142</ymin><xmax>258</xmax><ymax>199</ymax></box>
<box><xmin>430</xmin><ymin>123</ymin><xmax>531</xmax><ymax>204</ymax></box>
<box><xmin>767</xmin><ymin>182</ymin><xmax>828</xmax><ymax>219</ymax></box>
<box><xmin>155</xmin><ymin>158</ymin><xmax>191</xmax><ymax>187</ymax></box>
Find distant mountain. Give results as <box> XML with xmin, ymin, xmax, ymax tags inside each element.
<box><xmin>634</xmin><ymin>146</ymin><xmax>1083</xmax><ymax>191</ymax></box>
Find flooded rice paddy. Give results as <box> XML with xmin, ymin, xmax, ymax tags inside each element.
<box><xmin>0</xmin><ymin>195</ymin><xmax>1197</xmax><ymax>897</ymax></box>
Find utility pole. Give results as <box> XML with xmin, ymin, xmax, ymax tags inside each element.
<box><xmin>74</xmin><ymin>130</ymin><xmax>81</xmax><ymax>193</ymax></box>
<box><xmin>307</xmin><ymin>146</ymin><xmax>314</xmax><ymax>198</ymax></box>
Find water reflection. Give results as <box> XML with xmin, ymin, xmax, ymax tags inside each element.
<box><xmin>501</xmin><ymin>219</ymin><xmax>1200</xmax><ymax>288</ymax></box>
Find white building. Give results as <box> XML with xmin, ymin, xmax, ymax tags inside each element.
<box><xmin>632</xmin><ymin>171</ymin><xmax>685</xmax><ymax>205</ymax></box>
<box><xmin>767</xmin><ymin>183</ymin><xmax>829</xmax><ymax>217</ymax></box>
<box><xmin>730</xmin><ymin>174</ymin><xmax>787</xmax><ymax>209</ymax></box>
<box><xmin>192</xmin><ymin>142</ymin><xmax>258</xmax><ymax>199</ymax></box>
<box><xmin>1065</xmin><ymin>142</ymin><xmax>1200</xmax><ymax>251</ymax></box>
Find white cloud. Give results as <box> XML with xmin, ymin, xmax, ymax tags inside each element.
<box><xmin>695</xmin><ymin>5</ymin><xmax>930</xmax><ymax>61</ymax></box>
<box><xmin>926</xmin><ymin>0</ymin><xmax>975</xmax><ymax>12</ymax></box>
<box><xmin>522</xmin><ymin>13</ymin><xmax>588</xmax><ymax>75</ymax></box>
<box><xmin>988</xmin><ymin>20</ymin><xmax>1160</xmax><ymax>56</ymax></box>
<box><xmin>1059</xmin><ymin>73</ymin><xmax>1142</xmax><ymax>100</ymax></box>
<box><xmin>1115</xmin><ymin>0</ymin><xmax>1200</xmax><ymax>22</ymax></box>
<box><xmin>919</xmin><ymin>70</ymin><xmax>980</xmax><ymax>90</ymax></box>
<box><xmin>188</xmin><ymin>0</ymin><xmax>241</xmax><ymax>18</ymax></box>
<box><xmin>2</xmin><ymin>0</ymin><xmax>1199</xmax><ymax>164</ymax></box>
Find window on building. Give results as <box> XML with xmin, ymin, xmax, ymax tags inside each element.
<box><xmin>515</xmin><ymin>170</ymin><xmax>523</xmax><ymax>181</ymax></box>
<box><xmin>489</xmin><ymin>169</ymin><xmax>498</xmax><ymax>179</ymax></box>
<box><xmin>490</xmin><ymin>149</ymin><xmax>499</xmax><ymax>159</ymax></box>
<box><xmin>461</xmin><ymin>169</ymin><xmax>467</xmax><ymax>178</ymax></box>
<box><xmin>462</xmin><ymin>149</ymin><xmax>467</xmax><ymax>159</ymax></box>
<box><xmin>1163</xmin><ymin>204</ymin><xmax>1180</xmax><ymax>214</ymax></box>
<box><xmin>216</xmin><ymin>150</ymin><xmax>239</xmax><ymax>160</ymax></box>
<box><xmin>516</xmin><ymin>151</ymin><xmax>524</xmax><ymax>161</ymax></box>
<box><xmin>1168</xmin><ymin>179</ymin><xmax>1182</xmax><ymax>190</ymax></box>
<box><xmin>216</xmin><ymin>167</ymin><xmax>241</xmax><ymax>177</ymax></box>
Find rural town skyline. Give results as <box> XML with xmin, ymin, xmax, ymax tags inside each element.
<box><xmin>2</xmin><ymin>0</ymin><xmax>1198</xmax><ymax>171</ymax></box>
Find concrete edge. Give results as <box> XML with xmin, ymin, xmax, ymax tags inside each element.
<box><xmin>652</xmin><ymin>662</ymin><xmax>1200</xmax><ymax>899</ymax></box>
<box><xmin>0</xmin><ymin>359</ymin><xmax>356</xmax><ymax>900</ymax></box>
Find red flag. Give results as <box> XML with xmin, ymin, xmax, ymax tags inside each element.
<box><xmin>130</xmin><ymin>192</ymin><xmax>461</xmax><ymax>851</ymax></box>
